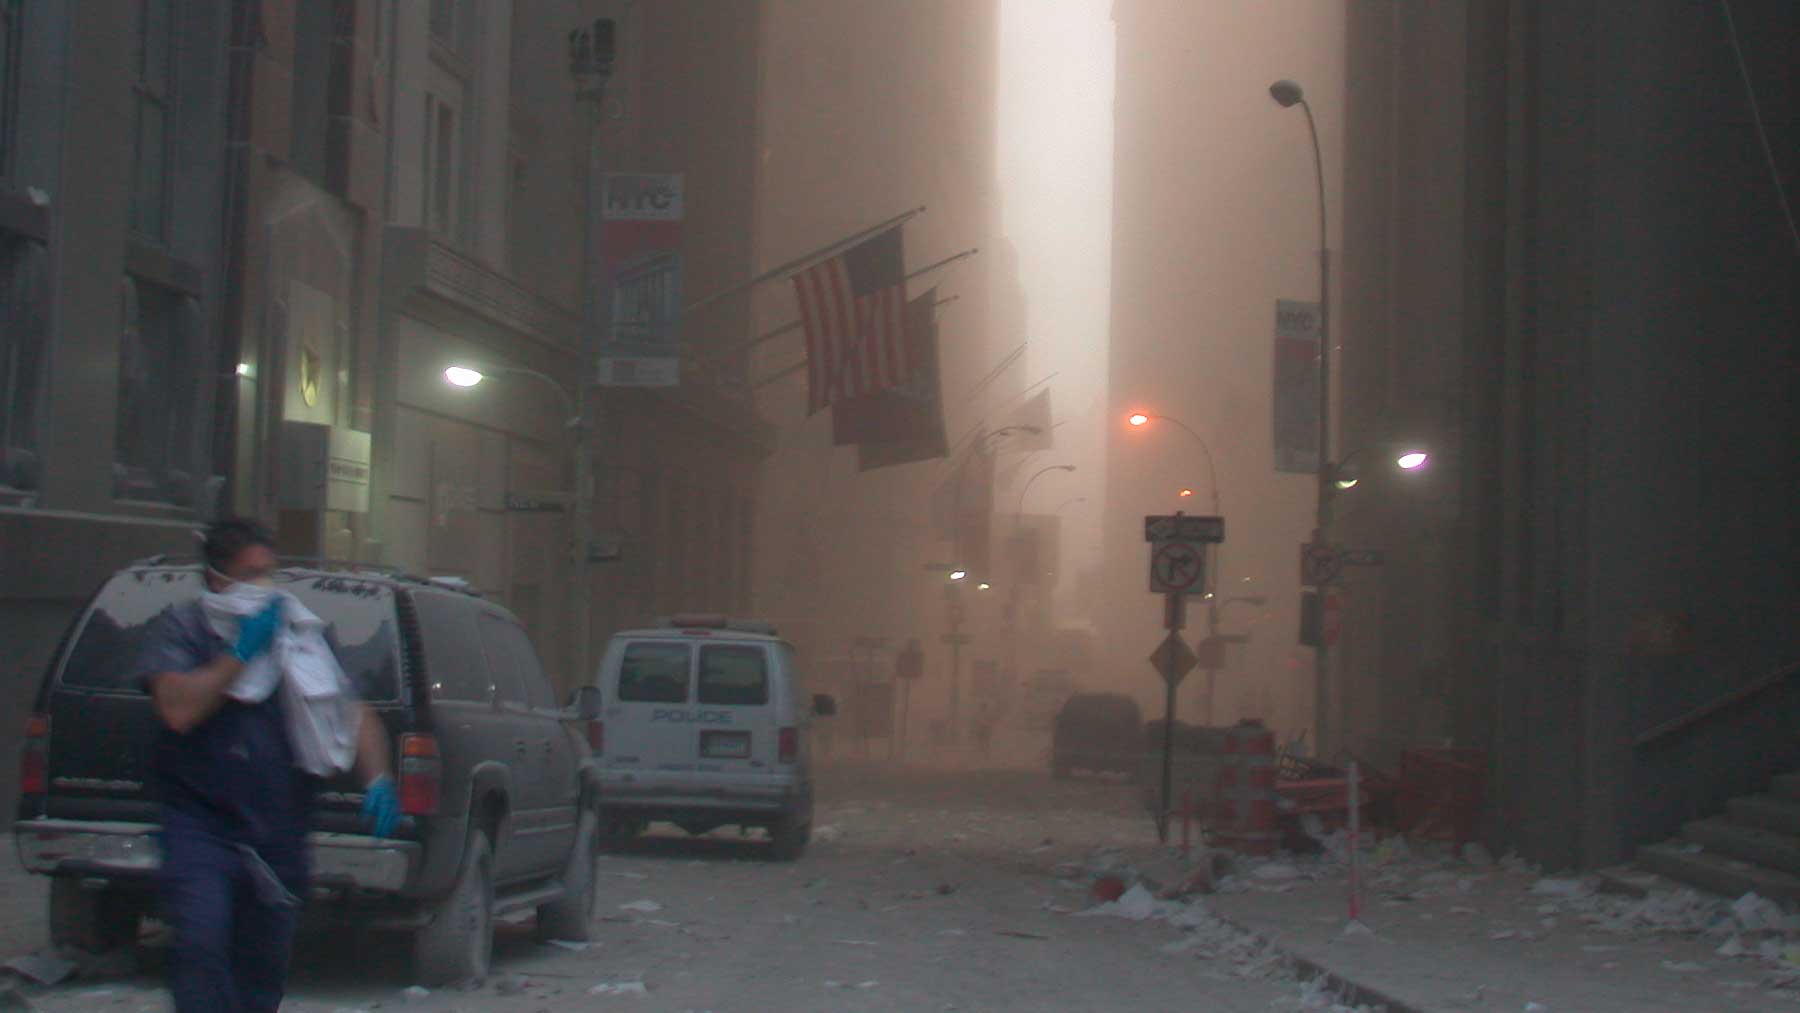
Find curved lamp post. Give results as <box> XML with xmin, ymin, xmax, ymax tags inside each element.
<box><xmin>1270</xmin><ymin>77</ymin><xmax>1337</xmax><ymax>755</ymax></box>
<box><xmin>445</xmin><ymin>363</ymin><xmax>592</xmax><ymax>678</ymax></box>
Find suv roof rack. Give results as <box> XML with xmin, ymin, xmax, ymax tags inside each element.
<box><xmin>655</xmin><ymin>614</ymin><xmax>779</xmax><ymax>637</ymax></box>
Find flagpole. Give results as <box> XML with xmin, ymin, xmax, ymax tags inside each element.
<box><xmin>703</xmin><ymin>247</ymin><xmax>981</xmax><ymax>362</ymax></box>
<box><xmin>749</xmin><ymin>295</ymin><xmax>961</xmax><ymax>391</ymax></box>
<box><xmin>683</xmin><ymin>206</ymin><xmax>927</xmax><ymax>316</ymax></box>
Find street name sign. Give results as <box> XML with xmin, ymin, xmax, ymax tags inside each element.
<box><xmin>1300</xmin><ymin>541</ymin><xmax>1340</xmax><ymax>586</ymax></box>
<box><xmin>1144</xmin><ymin>514</ymin><xmax>1225</xmax><ymax>543</ymax></box>
<box><xmin>507</xmin><ymin>492</ymin><xmax>569</xmax><ymax>513</ymax></box>
<box><xmin>1149</xmin><ymin>632</ymin><xmax>1198</xmax><ymax>688</ymax></box>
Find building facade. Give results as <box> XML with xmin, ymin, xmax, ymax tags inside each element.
<box><xmin>1334</xmin><ymin>0</ymin><xmax>1800</xmax><ymax>869</ymax></box>
<box><xmin>0</xmin><ymin>0</ymin><xmax>771</xmax><ymax>821</ymax></box>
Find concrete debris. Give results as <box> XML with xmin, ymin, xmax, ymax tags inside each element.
<box><xmin>1529</xmin><ymin>877</ymin><xmax>1592</xmax><ymax>898</ymax></box>
<box><xmin>400</xmin><ymin>986</ymin><xmax>430</xmax><ymax>1002</ymax></box>
<box><xmin>546</xmin><ymin>939</ymin><xmax>593</xmax><ymax>952</ymax></box>
<box><xmin>812</xmin><ymin>825</ymin><xmax>844</xmax><ymax>844</ymax></box>
<box><xmin>1253</xmin><ymin>863</ymin><xmax>1302</xmax><ymax>882</ymax></box>
<box><xmin>1660</xmin><ymin>960</ymin><xmax>1706</xmax><ymax>973</ymax></box>
<box><xmin>618</xmin><ymin>899</ymin><xmax>664</xmax><ymax>914</ymax></box>
<box><xmin>493</xmin><ymin>974</ymin><xmax>529</xmax><ymax>996</ymax></box>
<box><xmin>1730</xmin><ymin>892</ymin><xmax>1798</xmax><ymax>934</ymax></box>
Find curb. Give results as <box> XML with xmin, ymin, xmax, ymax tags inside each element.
<box><xmin>1210</xmin><ymin>911</ymin><xmax>1427</xmax><ymax>1013</ymax></box>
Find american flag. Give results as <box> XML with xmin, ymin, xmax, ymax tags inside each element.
<box><xmin>793</xmin><ymin>227</ymin><xmax>909</xmax><ymax>415</ymax></box>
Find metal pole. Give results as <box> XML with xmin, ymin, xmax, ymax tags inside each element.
<box><xmin>569</xmin><ymin>82</ymin><xmax>606</xmax><ymax>692</ymax></box>
<box><xmin>1301</xmin><ymin>98</ymin><xmax>1333</xmax><ymax>759</ymax></box>
<box><xmin>1159</xmin><ymin>595</ymin><xmax>1179</xmax><ymax>844</ymax></box>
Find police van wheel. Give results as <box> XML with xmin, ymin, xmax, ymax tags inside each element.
<box><xmin>769</xmin><ymin>815</ymin><xmax>809</xmax><ymax>862</ymax></box>
<box><xmin>414</xmin><ymin>830</ymin><xmax>494</xmax><ymax>987</ymax></box>
<box><xmin>48</xmin><ymin>878</ymin><xmax>141</xmax><ymax>953</ymax></box>
<box><xmin>536</xmin><ymin>809</ymin><xmax>599</xmax><ymax>943</ymax></box>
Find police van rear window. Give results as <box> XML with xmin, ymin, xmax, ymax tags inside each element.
<box><xmin>697</xmin><ymin>645</ymin><xmax>768</xmax><ymax>706</ymax></box>
<box><xmin>617</xmin><ymin>642</ymin><xmax>690</xmax><ymax>703</ymax></box>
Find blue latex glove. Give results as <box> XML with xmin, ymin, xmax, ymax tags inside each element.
<box><xmin>233</xmin><ymin>598</ymin><xmax>283</xmax><ymax>664</ymax></box>
<box><xmin>362</xmin><ymin>775</ymin><xmax>399</xmax><ymax>839</ymax></box>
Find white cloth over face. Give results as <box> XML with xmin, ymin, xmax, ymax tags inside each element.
<box><xmin>200</xmin><ymin>584</ymin><xmax>361</xmax><ymax>778</ymax></box>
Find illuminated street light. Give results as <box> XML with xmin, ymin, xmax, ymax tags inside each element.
<box><xmin>949</xmin><ymin>570</ymin><xmax>968</xmax><ymax>582</ymax></box>
<box><xmin>1178</xmin><ymin>488</ymin><xmax>1195</xmax><ymax>498</ymax></box>
<box><xmin>978</xmin><ymin>582</ymin><xmax>992</xmax><ymax>591</ymax></box>
<box><xmin>1397</xmin><ymin>451</ymin><xmax>1429</xmax><ymax>471</ymax></box>
<box><xmin>444</xmin><ymin>365</ymin><xmax>485</xmax><ymax>388</ymax></box>
<box><xmin>1128</xmin><ymin>412</ymin><xmax>1150</xmax><ymax>427</ymax></box>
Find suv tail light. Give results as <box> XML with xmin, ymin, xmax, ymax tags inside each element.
<box><xmin>587</xmin><ymin>719</ymin><xmax>604</xmax><ymax>754</ymax></box>
<box><xmin>20</xmin><ymin>714</ymin><xmax>49</xmax><ymax>796</ymax></box>
<box><xmin>398</xmin><ymin>733</ymin><xmax>440</xmax><ymax>816</ymax></box>
<box><xmin>778</xmin><ymin>727</ymin><xmax>798</xmax><ymax>764</ymax></box>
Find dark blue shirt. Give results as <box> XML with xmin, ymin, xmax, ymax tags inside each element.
<box><xmin>133</xmin><ymin>601</ymin><xmax>315</xmax><ymax>848</ymax></box>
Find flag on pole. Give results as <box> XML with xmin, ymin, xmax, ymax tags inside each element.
<box><xmin>834</xmin><ymin>289</ymin><xmax>941</xmax><ymax>444</ymax></box>
<box><xmin>793</xmin><ymin>226</ymin><xmax>908</xmax><ymax>414</ymax></box>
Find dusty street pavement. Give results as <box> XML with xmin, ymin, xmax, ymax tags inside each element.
<box><xmin>6</xmin><ymin>764</ymin><xmax>1362</xmax><ymax>1013</ymax></box>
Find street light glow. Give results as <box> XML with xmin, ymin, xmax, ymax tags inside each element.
<box><xmin>444</xmin><ymin>366</ymin><xmax>485</xmax><ymax>388</ymax></box>
<box><xmin>1127</xmin><ymin>413</ymin><xmax>1150</xmax><ymax>427</ymax></box>
<box><xmin>1178</xmin><ymin>488</ymin><xmax>1194</xmax><ymax>498</ymax></box>
<box><xmin>977</xmin><ymin>582</ymin><xmax>992</xmax><ymax>591</ymax></box>
<box><xmin>1396</xmin><ymin>451</ymin><xmax>1430</xmax><ymax>471</ymax></box>
<box><xmin>1334</xmin><ymin>476</ymin><xmax>1360</xmax><ymax>490</ymax></box>
<box><xmin>949</xmin><ymin>570</ymin><xmax>968</xmax><ymax>582</ymax></box>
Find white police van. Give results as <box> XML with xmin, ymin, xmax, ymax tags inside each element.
<box><xmin>589</xmin><ymin>615</ymin><xmax>835</xmax><ymax>860</ymax></box>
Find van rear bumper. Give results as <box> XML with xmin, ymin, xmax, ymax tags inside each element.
<box><xmin>13</xmin><ymin>819</ymin><xmax>420</xmax><ymax>892</ymax></box>
<box><xmin>600</xmin><ymin>781</ymin><xmax>811</xmax><ymax>820</ymax></box>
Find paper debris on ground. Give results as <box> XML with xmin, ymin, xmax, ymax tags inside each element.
<box><xmin>587</xmin><ymin>981</ymin><xmax>648</xmax><ymax>997</ymax></box>
<box><xmin>619</xmin><ymin>899</ymin><xmax>664</xmax><ymax>913</ymax></box>
<box><xmin>546</xmin><ymin>939</ymin><xmax>593</xmax><ymax>951</ymax></box>
<box><xmin>2</xmin><ymin>953</ymin><xmax>77</xmax><ymax>986</ymax></box>
<box><xmin>401</xmin><ymin>986</ymin><xmax>430</xmax><ymax>1002</ymax></box>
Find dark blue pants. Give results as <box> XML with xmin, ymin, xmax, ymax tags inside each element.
<box><xmin>159</xmin><ymin>816</ymin><xmax>307</xmax><ymax>1013</ymax></box>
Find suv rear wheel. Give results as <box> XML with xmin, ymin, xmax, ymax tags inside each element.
<box><xmin>49</xmin><ymin>878</ymin><xmax>142</xmax><ymax>953</ymax></box>
<box><xmin>536</xmin><ymin>808</ymin><xmax>599</xmax><ymax>942</ymax></box>
<box><xmin>413</xmin><ymin>830</ymin><xmax>494</xmax><ymax>987</ymax></box>
<box><xmin>769</xmin><ymin>814</ymin><xmax>810</xmax><ymax>862</ymax></box>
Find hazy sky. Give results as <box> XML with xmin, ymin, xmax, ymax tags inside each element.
<box><xmin>996</xmin><ymin>0</ymin><xmax>1115</xmax><ymax>600</ymax></box>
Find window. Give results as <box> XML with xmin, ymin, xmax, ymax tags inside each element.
<box><xmin>479</xmin><ymin>613</ymin><xmax>555</xmax><ymax>710</ymax></box>
<box><xmin>429</xmin><ymin>0</ymin><xmax>461</xmax><ymax>50</ymax></box>
<box><xmin>0</xmin><ymin>0</ymin><xmax>22</xmax><ymax>177</ymax></box>
<box><xmin>58</xmin><ymin>571</ymin><xmax>201</xmax><ymax>692</ymax></box>
<box><xmin>616</xmin><ymin>642</ymin><xmax>689</xmax><ymax>703</ymax></box>
<box><xmin>697</xmin><ymin>645</ymin><xmax>768</xmax><ymax>706</ymax></box>
<box><xmin>114</xmin><ymin>278</ymin><xmax>202</xmax><ymax>504</ymax></box>
<box><xmin>289</xmin><ymin>0</ymin><xmax>333</xmax><ymax>185</ymax></box>
<box><xmin>291</xmin><ymin>576</ymin><xmax>402</xmax><ymax>702</ymax></box>
<box><xmin>416</xmin><ymin>593</ymin><xmax>492</xmax><ymax>702</ymax></box>
<box><xmin>0</xmin><ymin>237</ymin><xmax>48</xmax><ymax>492</ymax></box>
<box><xmin>130</xmin><ymin>0</ymin><xmax>174</xmax><ymax>240</ymax></box>
<box><xmin>423</xmin><ymin>92</ymin><xmax>463</xmax><ymax>237</ymax></box>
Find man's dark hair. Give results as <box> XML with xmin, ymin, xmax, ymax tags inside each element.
<box><xmin>202</xmin><ymin>517</ymin><xmax>276</xmax><ymax>575</ymax></box>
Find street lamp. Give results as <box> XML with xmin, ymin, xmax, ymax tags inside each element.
<box><xmin>1124</xmin><ymin>412</ymin><xmax>1221</xmax><ymax>516</ymax></box>
<box><xmin>1270</xmin><ymin>77</ymin><xmax>1336</xmax><ymax>756</ymax></box>
<box><xmin>444</xmin><ymin>362</ymin><xmax>593</xmax><ymax>683</ymax></box>
<box><xmin>1329</xmin><ymin>446</ymin><xmax>1432</xmax><ymax>491</ymax></box>
<box><xmin>948</xmin><ymin>569</ymin><xmax>968</xmax><ymax>582</ymax></box>
<box><xmin>1017</xmin><ymin>463</ymin><xmax>1076</xmax><ymax>518</ymax></box>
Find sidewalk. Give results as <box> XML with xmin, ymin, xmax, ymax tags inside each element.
<box><xmin>1116</xmin><ymin>835</ymin><xmax>1800</xmax><ymax>1012</ymax></box>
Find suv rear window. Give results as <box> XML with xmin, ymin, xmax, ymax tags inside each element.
<box><xmin>617</xmin><ymin>642</ymin><xmax>689</xmax><ymax>703</ymax></box>
<box><xmin>57</xmin><ymin>570</ymin><xmax>403</xmax><ymax>702</ymax></box>
<box><xmin>697</xmin><ymin>645</ymin><xmax>768</xmax><ymax>706</ymax></box>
